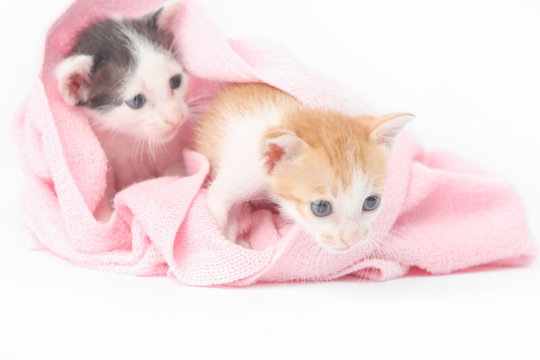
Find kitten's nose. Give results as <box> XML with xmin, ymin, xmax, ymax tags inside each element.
<box><xmin>165</xmin><ymin>115</ymin><xmax>182</xmax><ymax>127</ymax></box>
<box><xmin>340</xmin><ymin>225</ymin><xmax>362</xmax><ymax>246</ymax></box>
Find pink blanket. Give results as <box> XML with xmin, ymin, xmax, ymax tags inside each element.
<box><xmin>15</xmin><ymin>0</ymin><xmax>536</xmax><ymax>286</ymax></box>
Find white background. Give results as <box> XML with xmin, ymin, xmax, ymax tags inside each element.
<box><xmin>1</xmin><ymin>0</ymin><xmax>539</xmax><ymax>359</ymax></box>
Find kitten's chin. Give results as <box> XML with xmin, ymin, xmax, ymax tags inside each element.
<box><xmin>321</xmin><ymin>244</ymin><xmax>352</xmax><ymax>254</ymax></box>
<box><xmin>155</xmin><ymin>124</ymin><xmax>182</xmax><ymax>143</ymax></box>
<box><xmin>316</xmin><ymin>238</ymin><xmax>369</xmax><ymax>254</ymax></box>
<box><xmin>319</xmin><ymin>242</ymin><xmax>355</xmax><ymax>254</ymax></box>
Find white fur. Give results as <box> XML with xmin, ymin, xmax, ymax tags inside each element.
<box><xmin>207</xmin><ymin>106</ymin><xmax>281</xmax><ymax>238</ymax></box>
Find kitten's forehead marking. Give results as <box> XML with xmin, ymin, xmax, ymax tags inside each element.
<box><xmin>123</xmin><ymin>36</ymin><xmax>185</xmax><ymax>124</ymax></box>
<box><xmin>314</xmin><ymin>186</ymin><xmax>327</xmax><ymax>196</ymax></box>
<box><xmin>70</xmin><ymin>16</ymin><xmax>176</xmax><ymax>111</ymax></box>
<box><xmin>127</xmin><ymin>14</ymin><xmax>174</xmax><ymax>50</ymax></box>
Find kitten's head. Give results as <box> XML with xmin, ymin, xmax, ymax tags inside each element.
<box><xmin>261</xmin><ymin>110</ymin><xmax>412</xmax><ymax>253</ymax></box>
<box><xmin>55</xmin><ymin>2</ymin><xmax>188</xmax><ymax>143</ymax></box>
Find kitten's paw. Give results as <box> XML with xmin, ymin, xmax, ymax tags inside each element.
<box><xmin>207</xmin><ymin>201</ymin><xmax>228</xmax><ymax>233</ymax></box>
<box><xmin>224</xmin><ymin>218</ymin><xmax>250</xmax><ymax>248</ymax></box>
<box><xmin>206</xmin><ymin>178</ymin><xmax>247</xmax><ymax>243</ymax></box>
<box><xmin>206</xmin><ymin>188</ymin><xmax>231</xmax><ymax>237</ymax></box>
<box><xmin>235</xmin><ymin>239</ymin><xmax>252</xmax><ymax>249</ymax></box>
<box><xmin>206</xmin><ymin>196</ymin><xmax>242</xmax><ymax>244</ymax></box>
<box><xmin>224</xmin><ymin>217</ymin><xmax>239</xmax><ymax>243</ymax></box>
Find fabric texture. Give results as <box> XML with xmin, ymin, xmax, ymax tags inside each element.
<box><xmin>15</xmin><ymin>0</ymin><xmax>536</xmax><ymax>286</ymax></box>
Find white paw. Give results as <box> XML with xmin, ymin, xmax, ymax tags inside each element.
<box><xmin>235</xmin><ymin>239</ymin><xmax>251</xmax><ymax>249</ymax></box>
<box><xmin>224</xmin><ymin>217</ymin><xmax>239</xmax><ymax>243</ymax></box>
<box><xmin>207</xmin><ymin>197</ymin><xmax>228</xmax><ymax>234</ymax></box>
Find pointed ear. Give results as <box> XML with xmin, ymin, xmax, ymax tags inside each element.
<box><xmin>55</xmin><ymin>54</ymin><xmax>94</xmax><ymax>106</ymax></box>
<box><xmin>153</xmin><ymin>0</ymin><xmax>183</xmax><ymax>32</ymax></box>
<box><xmin>261</xmin><ymin>130</ymin><xmax>306</xmax><ymax>174</ymax></box>
<box><xmin>369</xmin><ymin>113</ymin><xmax>414</xmax><ymax>149</ymax></box>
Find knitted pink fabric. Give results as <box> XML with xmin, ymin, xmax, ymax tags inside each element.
<box><xmin>15</xmin><ymin>0</ymin><xmax>536</xmax><ymax>286</ymax></box>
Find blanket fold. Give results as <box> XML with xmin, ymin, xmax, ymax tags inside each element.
<box><xmin>15</xmin><ymin>0</ymin><xmax>536</xmax><ymax>286</ymax></box>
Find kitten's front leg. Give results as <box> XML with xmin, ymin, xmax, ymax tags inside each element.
<box><xmin>206</xmin><ymin>177</ymin><xmax>233</xmax><ymax>235</ymax></box>
<box><xmin>206</xmin><ymin>172</ymin><xmax>246</xmax><ymax>243</ymax></box>
<box><xmin>206</xmin><ymin>167</ymin><xmax>258</xmax><ymax>245</ymax></box>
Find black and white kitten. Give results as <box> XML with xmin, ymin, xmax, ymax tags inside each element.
<box><xmin>56</xmin><ymin>2</ymin><xmax>189</xmax><ymax>194</ymax></box>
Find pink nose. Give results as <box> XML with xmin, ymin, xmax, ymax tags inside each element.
<box><xmin>340</xmin><ymin>226</ymin><xmax>361</xmax><ymax>246</ymax></box>
<box><xmin>165</xmin><ymin>115</ymin><xmax>183</xmax><ymax>127</ymax></box>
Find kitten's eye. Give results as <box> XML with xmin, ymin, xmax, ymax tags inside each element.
<box><xmin>126</xmin><ymin>94</ymin><xmax>146</xmax><ymax>109</ymax></box>
<box><xmin>170</xmin><ymin>75</ymin><xmax>182</xmax><ymax>90</ymax></box>
<box><xmin>363</xmin><ymin>195</ymin><xmax>380</xmax><ymax>211</ymax></box>
<box><xmin>311</xmin><ymin>200</ymin><xmax>332</xmax><ymax>217</ymax></box>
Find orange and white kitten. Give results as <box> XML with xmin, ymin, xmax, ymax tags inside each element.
<box><xmin>195</xmin><ymin>83</ymin><xmax>412</xmax><ymax>253</ymax></box>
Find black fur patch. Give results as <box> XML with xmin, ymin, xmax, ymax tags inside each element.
<box><xmin>71</xmin><ymin>12</ymin><xmax>175</xmax><ymax>111</ymax></box>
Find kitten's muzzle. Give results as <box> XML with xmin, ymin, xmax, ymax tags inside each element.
<box><xmin>165</xmin><ymin>116</ymin><xmax>182</xmax><ymax>126</ymax></box>
<box><xmin>340</xmin><ymin>225</ymin><xmax>370</xmax><ymax>246</ymax></box>
<box><xmin>320</xmin><ymin>226</ymin><xmax>370</xmax><ymax>252</ymax></box>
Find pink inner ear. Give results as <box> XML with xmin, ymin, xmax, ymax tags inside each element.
<box><xmin>68</xmin><ymin>73</ymin><xmax>86</xmax><ymax>100</ymax></box>
<box><xmin>264</xmin><ymin>143</ymin><xmax>285</xmax><ymax>173</ymax></box>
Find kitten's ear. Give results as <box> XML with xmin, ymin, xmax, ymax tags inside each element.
<box><xmin>55</xmin><ymin>55</ymin><xmax>94</xmax><ymax>106</ymax></box>
<box><xmin>152</xmin><ymin>1</ymin><xmax>183</xmax><ymax>32</ymax></box>
<box><xmin>369</xmin><ymin>113</ymin><xmax>414</xmax><ymax>149</ymax></box>
<box><xmin>261</xmin><ymin>130</ymin><xmax>306</xmax><ymax>174</ymax></box>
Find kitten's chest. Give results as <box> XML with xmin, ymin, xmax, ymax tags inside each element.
<box><xmin>97</xmin><ymin>131</ymin><xmax>182</xmax><ymax>190</ymax></box>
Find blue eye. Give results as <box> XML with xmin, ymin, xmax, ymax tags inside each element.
<box><xmin>170</xmin><ymin>75</ymin><xmax>182</xmax><ymax>89</ymax></box>
<box><xmin>311</xmin><ymin>200</ymin><xmax>332</xmax><ymax>217</ymax></box>
<box><xmin>363</xmin><ymin>195</ymin><xmax>380</xmax><ymax>211</ymax></box>
<box><xmin>126</xmin><ymin>94</ymin><xmax>146</xmax><ymax>109</ymax></box>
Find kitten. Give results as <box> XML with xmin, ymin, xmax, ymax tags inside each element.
<box><xmin>195</xmin><ymin>83</ymin><xmax>412</xmax><ymax>253</ymax></box>
<box><xmin>55</xmin><ymin>2</ymin><xmax>189</xmax><ymax>192</ymax></box>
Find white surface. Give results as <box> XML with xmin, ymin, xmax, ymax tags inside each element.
<box><xmin>0</xmin><ymin>0</ymin><xmax>539</xmax><ymax>359</ymax></box>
